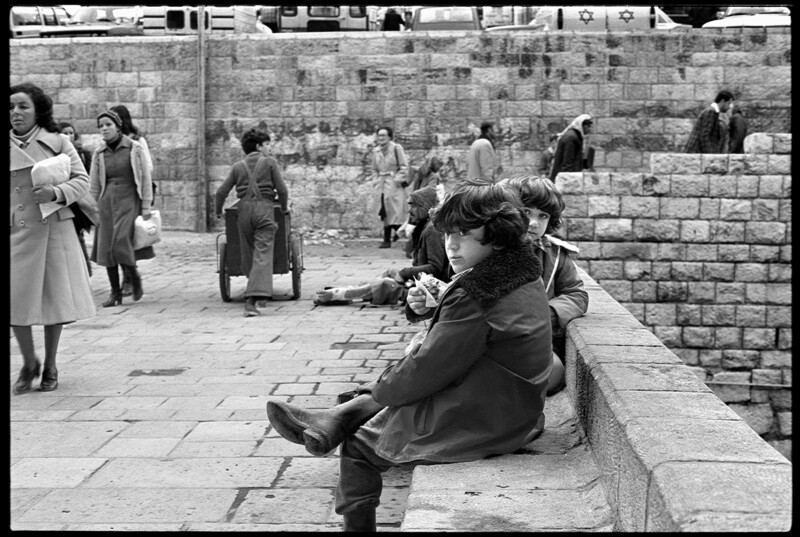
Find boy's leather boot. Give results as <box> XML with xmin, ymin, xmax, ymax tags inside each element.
<box><xmin>343</xmin><ymin>507</ymin><xmax>377</xmax><ymax>532</ymax></box>
<box><xmin>266</xmin><ymin>396</ymin><xmax>383</xmax><ymax>456</ymax></box>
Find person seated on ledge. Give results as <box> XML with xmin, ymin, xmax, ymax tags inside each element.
<box><xmin>314</xmin><ymin>186</ymin><xmax>448</xmax><ymax>306</ymax></box>
<box><xmin>267</xmin><ymin>180</ymin><xmax>553</xmax><ymax>532</ymax></box>
<box><xmin>500</xmin><ymin>176</ymin><xmax>589</xmax><ymax>396</ymax></box>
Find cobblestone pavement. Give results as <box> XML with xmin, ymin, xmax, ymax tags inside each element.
<box><xmin>10</xmin><ymin>230</ymin><xmax>419</xmax><ymax>531</ymax></box>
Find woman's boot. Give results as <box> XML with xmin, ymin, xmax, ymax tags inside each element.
<box><xmin>343</xmin><ymin>507</ymin><xmax>377</xmax><ymax>532</ymax></box>
<box><xmin>124</xmin><ymin>265</ymin><xmax>143</xmax><ymax>301</ymax></box>
<box><xmin>267</xmin><ymin>395</ymin><xmax>384</xmax><ymax>456</ymax></box>
<box><xmin>379</xmin><ymin>226</ymin><xmax>392</xmax><ymax>249</ymax></box>
<box><xmin>102</xmin><ymin>266</ymin><xmax>122</xmax><ymax>307</ymax></box>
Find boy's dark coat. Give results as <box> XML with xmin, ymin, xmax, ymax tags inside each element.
<box><xmin>360</xmin><ymin>244</ymin><xmax>553</xmax><ymax>463</ymax></box>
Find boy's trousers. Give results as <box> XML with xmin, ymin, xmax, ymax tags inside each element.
<box><xmin>237</xmin><ymin>198</ymin><xmax>276</xmax><ymax>298</ymax></box>
<box><xmin>334</xmin><ymin>434</ymin><xmax>437</xmax><ymax>514</ymax></box>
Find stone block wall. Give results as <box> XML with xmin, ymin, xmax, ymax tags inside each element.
<box><xmin>559</xmin><ymin>134</ymin><xmax>791</xmax><ymax>458</ymax></box>
<box><xmin>9</xmin><ymin>28</ymin><xmax>791</xmax><ymax>233</ymax></box>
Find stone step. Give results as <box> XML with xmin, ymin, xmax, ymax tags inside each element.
<box><xmin>401</xmin><ymin>390</ymin><xmax>614</xmax><ymax>531</ymax></box>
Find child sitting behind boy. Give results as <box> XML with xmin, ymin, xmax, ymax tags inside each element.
<box><xmin>267</xmin><ymin>180</ymin><xmax>553</xmax><ymax>531</ymax></box>
<box><xmin>501</xmin><ymin>176</ymin><xmax>589</xmax><ymax>395</ymax></box>
<box><xmin>313</xmin><ymin>186</ymin><xmax>448</xmax><ymax>306</ymax></box>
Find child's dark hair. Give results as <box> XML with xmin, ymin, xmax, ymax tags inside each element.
<box><xmin>502</xmin><ymin>176</ymin><xmax>565</xmax><ymax>235</ymax></box>
<box><xmin>241</xmin><ymin>128</ymin><xmax>270</xmax><ymax>154</ymax></box>
<box><xmin>431</xmin><ymin>180</ymin><xmax>529</xmax><ymax>250</ymax></box>
<box><xmin>110</xmin><ymin>105</ymin><xmax>141</xmax><ymax>139</ymax></box>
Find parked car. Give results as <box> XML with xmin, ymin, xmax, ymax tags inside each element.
<box><xmin>494</xmin><ymin>5</ymin><xmax>690</xmax><ymax>32</ymax></box>
<box><xmin>702</xmin><ymin>6</ymin><xmax>791</xmax><ymax>28</ymax></box>
<box><xmin>39</xmin><ymin>5</ymin><xmax>143</xmax><ymax>37</ymax></box>
<box><xmin>410</xmin><ymin>6</ymin><xmax>482</xmax><ymax>31</ymax></box>
<box><xmin>9</xmin><ymin>5</ymin><xmax>71</xmax><ymax>38</ymax></box>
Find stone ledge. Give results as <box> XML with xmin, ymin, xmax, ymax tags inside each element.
<box><xmin>401</xmin><ymin>269</ymin><xmax>791</xmax><ymax>531</ymax></box>
<box><xmin>568</xmin><ymin>270</ymin><xmax>792</xmax><ymax>531</ymax></box>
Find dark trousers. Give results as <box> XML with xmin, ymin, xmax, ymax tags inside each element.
<box><xmin>237</xmin><ymin>198</ymin><xmax>276</xmax><ymax>298</ymax></box>
<box><xmin>334</xmin><ymin>434</ymin><xmax>436</xmax><ymax>514</ymax></box>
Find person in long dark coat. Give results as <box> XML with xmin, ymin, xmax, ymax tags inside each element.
<box><xmin>549</xmin><ymin>114</ymin><xmax>592</xmax><ymax>182</ymax></box>
<box><xmin>684</xmin><ymin>90</ymin><xmax>734</xmax><ymax>154</ymax></box>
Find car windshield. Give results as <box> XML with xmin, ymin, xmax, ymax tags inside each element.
<box><xmin>418</xmin><ymin>7</ymin><xmax>474</xmax><ymax>23</ymax></box>
<box><xmin>72</xmin><ymin>7</ymin><xmax>139</xmax><ymax>24</ymax></box>
<box><xmin>724</xmin><ymin>6</ymin><xmax>790</xmax><ymax>17</ymax></box>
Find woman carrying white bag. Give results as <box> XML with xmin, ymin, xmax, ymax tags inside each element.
<box><xmin>88</xmin><ymin>109</ymin><xmax>155</xmax><ymax>307</ymax></box>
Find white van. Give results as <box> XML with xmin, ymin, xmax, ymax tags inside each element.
<box><xmin>9</xmin><ymin>5</ymin><xmax>70</xmax><ymax>38</ymax></box>
<box><xmin>532</xmin><ymin>6</ymin><xmax>690</xmax><ymax>31</ymax></box>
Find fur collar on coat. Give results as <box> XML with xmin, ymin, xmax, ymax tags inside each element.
<box><xmin>456</xmin><ymin>241</ymin><xmax>542</xmax><ymax>306</ymax></box>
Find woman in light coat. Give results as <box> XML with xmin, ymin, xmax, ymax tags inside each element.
<box><xmin>89</xmin><ymin>109</ymin><xmax>153</xmax><ymax>307</ymax></box>
<box><xmin>10</xmin><ymin>82</ymin><xmax>96</xmax><ymax>394</ymax></box>
<box><xmin>370</xmin><ymin>126</ymin><xmax>408</xmax><ymax>248</ymax></box>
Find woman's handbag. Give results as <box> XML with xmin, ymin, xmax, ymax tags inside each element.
<box><xmin>133</xmin><ymin>210</ymin><xmax>162</xmax><ymax>250</ymax></box>
<box><xmin>70</xmin><ymin>190</ymin><xmax>99</xmax><ymax>233</ymax></box>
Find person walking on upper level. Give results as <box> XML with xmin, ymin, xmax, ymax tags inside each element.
<box><xmin>549</xmin><ymin>114</ymin><xmax>593</xmax><ymax>183</ymax></box>
<box><xmin>466</xmin><ymin>121</ymin><xmax>497</xmax><ymax>183</ymax></box>
<box><xmin>728</xmin><ymin>102</ymin><xmax>748</xmax><ymax>154</ymax></box>
<box><xmin>382</xmin><ymin>7</ymin><xmax>405</xmax><ymax>30</ymax></box>
<box><xmin>684</xmin><ymin>90</ymin><xmax>734</xmax><ymax>154</ymax></box>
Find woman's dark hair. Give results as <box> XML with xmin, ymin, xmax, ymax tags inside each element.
<box><xmin>240</xmin><ymin>127</ymin><xmax>270</xmax><ymax>154</ymax></box>
<box><xmin>377</xmin><ymin>125</ymin><xmax>393</xmax><ymax>140</ymax></box>
<box><xmin>502</xmin><ymin>176</ymin><xmax>565</xmax><ymax>235</ymax></box>
<box><xmin>9</xmin><ymin>82</ymin><xmax>58</xmax><ymax>133</ymax></box>
<box><xmin>431</xmin><ymin>179</ymin><xmax>529</xmax><ymax>250</ymax></box>
<box><xmin>110</xmin><ymin>105</ymin><xmax>141</xmax><ymax>138</ymax></box>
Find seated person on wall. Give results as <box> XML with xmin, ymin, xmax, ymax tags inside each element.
<box><xmin>314</xmin><ymin>186</ymin><xmax>448</xmax><ymax>306</ymax></box>
<box><xmin>214</xmin><ymin>128</ymin><xmax>289</xmax><ymax>317</ymax></box>
<box><xmin>267</xmin><ymin>180</ymin><xmax>553</xmax><ymax>532</ymax></box>
<box><xmin>500</xmin><ymin>176</ymin><xmax>589</xmax><ymax>395</ymax></box>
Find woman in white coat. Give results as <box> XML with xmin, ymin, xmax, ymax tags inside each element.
<box><xmin>10</xmin><ymin>82</ymin><xmax>96</xmax><ymax>394</ymax></box>
<box><xmin>370</xmin><ymin>126</ymin><xmax>408</xmax><ymax>248</ymax></box>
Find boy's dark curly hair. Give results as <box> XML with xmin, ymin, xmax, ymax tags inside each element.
<box><xmin>240</xmin><ymin>128</ymin><xmax>270</xmax><ymax>154</ymax></box>
<box><xmin>10</xmin><ymin>82</ymin><xmax>58</xmax><ymax>133</ymax></box>
<box><xmin>431</xmin><ymin>179</ymin><xmax>529</xmax><ymax>250</ymax></box>
<box><xmin>501</xmin><ymin>176</ymin><xmax>565</xmax><ymax>235</ymax></box>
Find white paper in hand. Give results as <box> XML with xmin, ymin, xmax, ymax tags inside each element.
<box><xmin>31</xmin><ymin>153</ymin><xmax>71</xmax><ymax>218</ymax></box>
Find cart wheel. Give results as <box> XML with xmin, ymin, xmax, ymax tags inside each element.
<box><xmin>219</xmin><ymin>241</ymin><xmax>231</xmax><ymax>302</ymax></box>
<box><xmin>290</xmin><ymin>232</ymin><xmax>303</xmax><ymax>300</ymax></box>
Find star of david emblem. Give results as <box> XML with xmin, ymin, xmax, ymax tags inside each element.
<box><xmin>578</xmin><ymin>9</ymin><xmax>594</xmax><ymax>25</ymax></box>
<box><xmin>618</xmin><ymin>9</ymin><xmax>635</xmax><ymax>23</ymax></box>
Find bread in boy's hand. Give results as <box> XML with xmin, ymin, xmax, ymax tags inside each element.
<box><xmin>415</xmin><ymin>272</ymin><xmax>448</xmax><ymax>307</ymax></box>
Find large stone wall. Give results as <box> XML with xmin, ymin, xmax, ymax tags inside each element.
<box><xmin>561</xmin><ymin>134</ymin><xmax>791</xmax><ymax>458</ymax></box>
<box><xmin>9</xmin><ymin>28</ymin><xmax>791</xmax><ymax>233</ymax></box>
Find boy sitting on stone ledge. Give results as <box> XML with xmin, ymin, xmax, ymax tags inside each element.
<box><xmin>267</xmin><ymin>180</ymin><xmax>553</xmax><ymax>531</ymax></box>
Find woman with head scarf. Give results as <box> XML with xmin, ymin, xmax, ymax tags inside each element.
<box><xmin>89</xmin><ymin>109</ymin><xmax>154</xmax><ymax>307</ymax></box>
<box><xmin>10</xmin><ymin>82</ymin><xmax>96</xmax><ymax>394</ymax></box>
<box><xmin>548</xmin><ymin>114</ymin><xmax>593</xmax><ymax>182</ymax></box>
